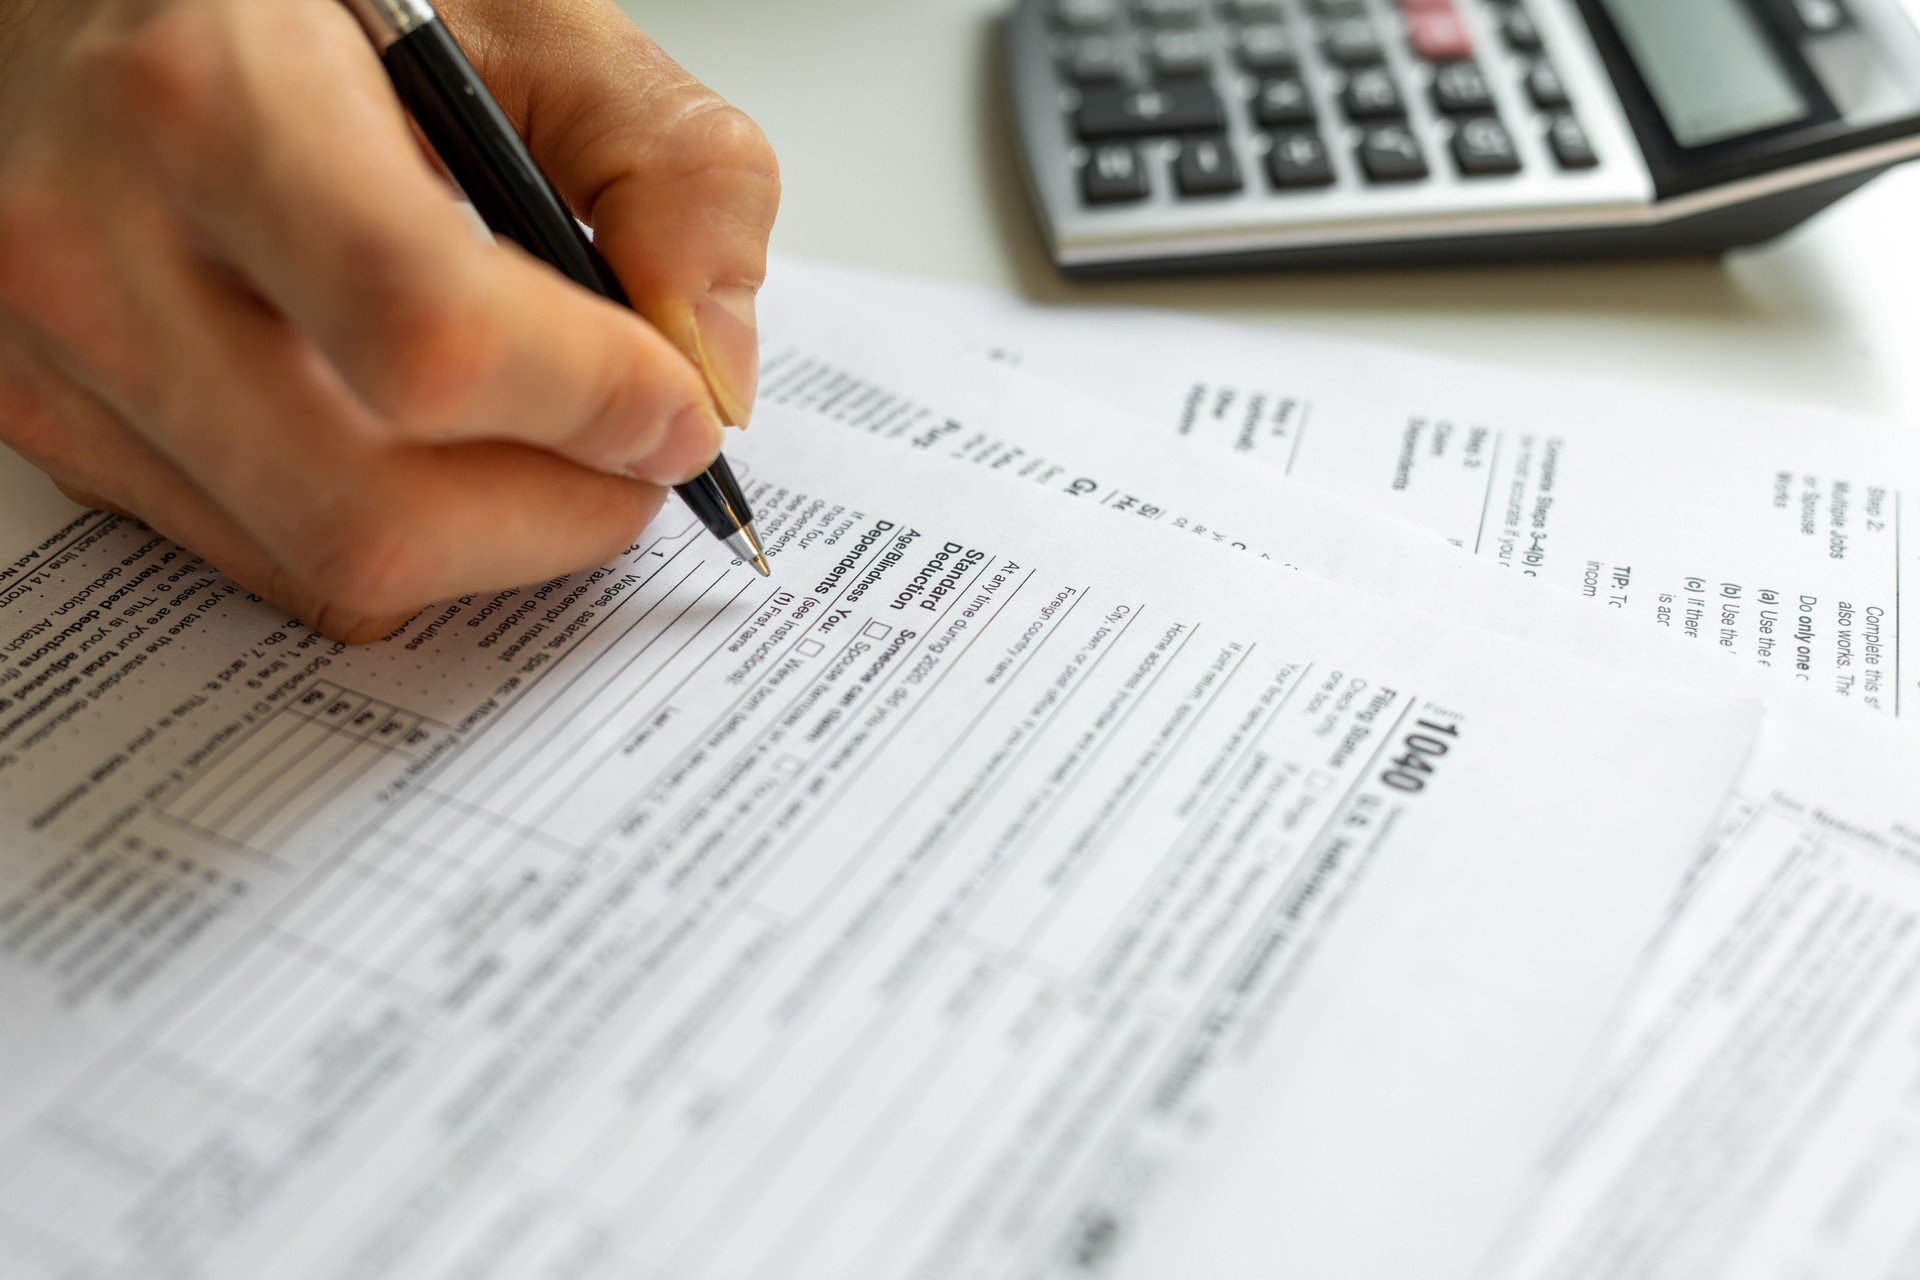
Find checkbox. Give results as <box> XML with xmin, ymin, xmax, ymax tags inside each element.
<box><xmin>797</xmin><ymin>639</ymin><xmax>825</xmax><ymax>657</ymax></box>
<box><xmin>862</xmin><ymin>622</ymin><xmax>892</xmax><ymax>640</ymax></box>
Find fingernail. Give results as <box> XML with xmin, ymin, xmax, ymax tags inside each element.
<box><xmin>693</xmin><ymin>284</ymin><xmax>760</xmax><ymax>428</ymax></box>
<box><xmin>626</xmin><ymin>403</ymin><xmax>725</xmax><ymax>486</ymax></box>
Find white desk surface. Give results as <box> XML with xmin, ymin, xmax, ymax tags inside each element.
<box><xmin>4</xmin><ymin>0</ymin><xmax>1918</xmax><ymax>551</ymax></box>
<box><xmin>630</xmin><ymin>0</ymin><xmax>1920</xmax><ymax>417</ymax></box>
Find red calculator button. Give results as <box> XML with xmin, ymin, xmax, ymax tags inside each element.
<box><xmin>1408</xmin><ymin>11</ymin><xmax>1473</xmax><ymax>60</ymax></box>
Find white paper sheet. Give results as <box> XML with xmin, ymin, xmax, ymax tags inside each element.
<box><xmin>0</xmin><ymin>411</ymin><xmax>1754</xmax><ymax>1280</ymax></box>
<box><xmin>747</xmin><ymin>305</ymin><xmax>1920</xmax><ymax>1280</ymax></box>
<box><xmin>753</xmin><ymin>281</ymin><xmax>1780</xmax><ymax>700</ymax></box>
<box><xmin>764</xmin><ymin>257</ymin><xmax>1920</xmax><ymax>719</ymax></box>
<box><xmin>1482</xmin><ymin>719</ymin><xmax>1920</xmax><ymax>1280</ymax></box>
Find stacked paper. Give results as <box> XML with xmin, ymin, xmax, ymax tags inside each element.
<box><xmin>0</xmin><ymin>258</ymin><xmax>1911</xmax><ymax>1280</ymax></box>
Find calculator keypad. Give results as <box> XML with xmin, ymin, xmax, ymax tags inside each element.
<box><xmin>1432</xmin><ymin>60</ymin><xmax>1494</xmax><ymax>113</ymax></box>
<box><xmin>1406</xmin><ymin>10</ymin><xmax>1473</xmax><ymax>61</ymax></box>
<box><xmin>1323</xmin><ymin>17</ymin><xmax>1387</xmax><ymax>64</ymax></box>
<box><xmin>1525</xmin><ymin>57</ymin><xmax>1569</xmax><ymax>108</ymax></box>
<box><xmin>1358</xmin><ymin>122</ymin><xmax>1430</xmax><ymax>180</ymax></box>
<box><xmin>1049</xmin><ymin>0</ymin><xmax>1615</xmax><ymax>210</ymax></box>
<box><xmin>1342</xmin><ymin>65</ymin><xmax>1406</xmax><ymax>119</ymax></box>
<box><xmin>1074</xmin><ymin>81</ymin><xmax>1228</xmax><ymax>136</ymax></box>
<box><xmin>1451</xmin><ymin>115</ymin><xmax>1522</xmax><ymax>174</ymax></box>
<box><xmin>1546</xmin><ymin>111</ymin><xmax>1597</xmax><ymax>168</ymax></box>
<box><xmin>1237</xmin><ymin>24</ymin><xmax>1299</xmax><ymax>69</ymax></box>
<box><xmin>1254</xmin><ymin>74</ymin><xmax>1318</xmax><ymax>123</ymax></box>
<box><xmin>1498</xmin><ymin>5</ymin><xmax>1542</xmax><ymax>50</ymax></box>
<box><xmin>1082</xmin><ymin>142</ymin><xmax>1153</xmax><ymax>201</ymax></box>
<box><xmin>1150</xmin><ymin>27</ymin><xmax>1217</xmax><ymax>74</ymax></box>
<box><xmin>1065</xmin><ymin>34</ymin><xmax>1129</xmax><ymax>81</ymax></box>
<box><xmin>1136</xmin><ymin>0</ymin><xmax>1206</xmax><ymax>25</ymax></box>
<box><xmin>1176</xmin><ymin>134</ymin><xmax>1247</xmax><ymax>192</ymax></box>
<box><xmin>1054</xmin><ymin>0</ymin><xmax>1121</xmax><ymax>30</ymax></box>
<box><xmin>1268</xmin><ymin>128</ymin><xmax>1338</xmax><ymax>184</ymax></box>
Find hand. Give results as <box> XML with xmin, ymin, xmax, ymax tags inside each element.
<box><xmin>0</xmin><ymin>0</ymin><xmax>779</xmax><ymax>641</ymax></box>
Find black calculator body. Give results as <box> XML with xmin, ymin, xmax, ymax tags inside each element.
<box><xmin>1004</xmin><ymin>0</ymin><xmax>1920</xmax><ymax>273</ymax></box>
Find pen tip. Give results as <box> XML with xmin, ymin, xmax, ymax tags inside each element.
<box><xmin>724</xmin><ymin>524</ymin><xmax>771</xmax><ymax>577</ymax></box>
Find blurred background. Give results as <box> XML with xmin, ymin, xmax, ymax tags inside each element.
<box><xmin>628</xmin><ymin>0</ymin><xmax>1920</xmax><ymax>423</ymax></box>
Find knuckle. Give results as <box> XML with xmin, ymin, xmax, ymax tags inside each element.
<box><xmin>310</xmin><ymin>602</ymin><xmax>411</xmax><ymax>646</ymax></box>
<box><xmin>356</xmin><ymin>278</ymin><xmax>504</xmax><ymax>437</ymax></box>
<box><xmin>52</xmin><ymin>480</ymin><xmax>100</xmax><ymax>508</ymax></box>
<box><xmin>602</xmin><ymin>495</ymin><xmax>662</xmax><ymax>562</ymax></box>
<box><xmin>574</xmin><ymin>90</ymin><xmax>781</xmax><ymax>221</ymax></box>
<box><xmin>0</xmin><ymin>371</ymin><xmax>72</xmax><ymax>471</ymax></box>
<box><xmin>79</xmin><ymin>8</ymin><xmax>231</xmax><ymax>147</ymax></box>
<box><xmin>694</xmin><ymin>104</ymin><xmax>781</xmax><ymax>190</ymax></box>
<box><xmin>294</xmin><ymin>514</ymin><xmax>435</xmax><ymax>621</ymax></box>
<box><xmin>657</xmin><ymin>102</ymin><xmax>781</xmax><ymax>219</ymax></box>
<box><xmin>0</xmin><ymin>183</ymin><xmax>152</xmax><ymax>404</ymax></box>
<box><xmin>54</xmin><ymin>482</ymin><xmax>129</xmax><ymax>518</ymax></box>
<box><xmin>0</xmin><ymin>329</ymin><xmax>107</xmax><ymax>478</ymax></box>
<box><xmin>0</xmin><ymin>179</ymin><xmax>68</xmax><ymax>317</ymax></box>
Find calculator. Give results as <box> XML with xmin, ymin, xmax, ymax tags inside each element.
<box><xmin>1003</xmin><ymin>0</ymin><xmax>1920</xmax><ymax>272</ymax></box>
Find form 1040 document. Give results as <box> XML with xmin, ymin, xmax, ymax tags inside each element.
<box><xmin>741</xmin><ymin>317</ymin><xmax>1920</xmax><ymax>1280</ymax></box>
<box><xmin>0</xmin><ymin>411</ymin><xmax>1755</xmax><ymax>1280</ymax></box>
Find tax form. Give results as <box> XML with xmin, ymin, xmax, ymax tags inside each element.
<box><xmin>0</xmin><ymin>412</ymin><xmax>1755</xmax><ymax>1280</ymax></box>
<box><xmin>765</xmin><ymin>258</ymin><xmax>1920</xmax><ymax>718</ymax></box>
<box><xmin>749</xmin><ymin>313</ymin><xmax>1920</xmax><ymax>1280</ymax></box>
<box><xmin>1483</xmin><ymin>717</ymin><xmax>1920</xmax><ymax>1280</ymax></box>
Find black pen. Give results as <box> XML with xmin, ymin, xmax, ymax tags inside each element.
<box><xmin>341</xmin><ymin>0</ymin><xmax>771</xmax><ymax>577</ymax></box>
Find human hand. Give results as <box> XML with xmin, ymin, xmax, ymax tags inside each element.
<box><xmin>0</xmin><ymin>0</ymin><xmax>779</xmax><ymax>641</ymax></box>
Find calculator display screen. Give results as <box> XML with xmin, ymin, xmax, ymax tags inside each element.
<box><xmin>1599</xmin><ymin>0</ymin><xmax>1811</xmax><ymax>146</ymax></box>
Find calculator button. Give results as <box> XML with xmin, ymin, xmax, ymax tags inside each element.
<box><xmin>1526</xmin><ymin>59</ymin><xmax>1570</xmax><ymax>108</ymax></box>
<box><xmin>1237</xmin><ymin>23</ymin><xmax>1299</xmax><ymax>70</ymax></box>
<box><xmin>1785</xmin><ymin>0</ymin><xmax>1848</xmax><ymax>33</ymax></box>
<box><xmin>1268</xmin><ymin>129</ymin><xmax>1338</xmax><ymax>186</ymax></box>
<box><xmin>1082</xmin><ymin>143</ymin><xmax>1153</xmax><ymax>202</ymax></box>
<box><xmin>1407</xmin><ymin>11</ymin><xmax>1474</xmax><ymax>60</ymax></box>
<box><xmin>1358</xmin><ymin>123</ymin><xmax>1430</xmax><ymax>181</ymax></box>
<box><xmin>1323</xmin><ymin>18</ymin><xmax>1385</xmax><ymax>64</ymax></box>
<box><xmin>1451</xmin><ymin>116</ymin><xmax>1521</xmax><ymax>175</ymax></box>
<box><xmin>1431</xmin><ymin>61</ymin><xmax>1494</xmax><ymax>113</ymax></box>
<box><xmin>1342</xmin><ymin>66</ymin><xmax>1405</xmax><ymax>119</ymax></box>
<box><xmin>1500</xmin><ymin>7</ymin><xmax>1544</xmax><ymax>51</ymax></box>
<box><xmin>1253</xmin><ymin>74</ymin><xmax>1317</xmax><ymax>124</ymax></box>
<box><xmin>1308</xmin><ymin>0</ymin><xmax>1368</xmax><ymax>14</ymax></box>
<box><xmin>1075</xmin><ymin>82</ymin><xmax>1228</xmax><ymax>136</ymax></box>
<box><xmin>1063</xmin><ymin>35</ymin><xmax>1128</xmax><ymax>82</ymax></box>
<box><xmin>1135</xmin><ymin>0</ymin><xmax>1205</xmax><ymax>24</ymax></box>
<box><xmin>1150</xmin><ymin>28</ymin><xmax>1215</xmax><ymax>75</ymax></box>
<box><xmin>1225</xmin><ymin>0</ymin><xmax>1286</xmax><ymax>16</ymax></box>
<box><xmin>1176</xmin><ymin>135</ymin><xmax>1246</xmax><ymax>194</ymax></box>
<box><xmin>1546</xmin><ymin>113</ymin><xmax>1598</xmax><ymax>168</ymax></box>
<box><xmin>1053</xmin><ymin>0</ymin><xmax>1121</xmax><ymax>30</ymax></box>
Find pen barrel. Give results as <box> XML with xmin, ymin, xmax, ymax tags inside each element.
<box><xmin>381</xmin><ymin>19</ymin><xmax>627</xmax><ymax>301</ymax></box>
<box><xmin>675</xmin><ymin>456</ymin><xmax>758</xmax><ymax>545</ymax></box>
<box><xmin>341</xmin><ymin>0</ymin><xmax>435</xmax><ymax>49</ymax></box>
<box><xmin>379</xmin><ymin>17</ymin><xmax>758</xmax><ymax>545</ymax></box>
